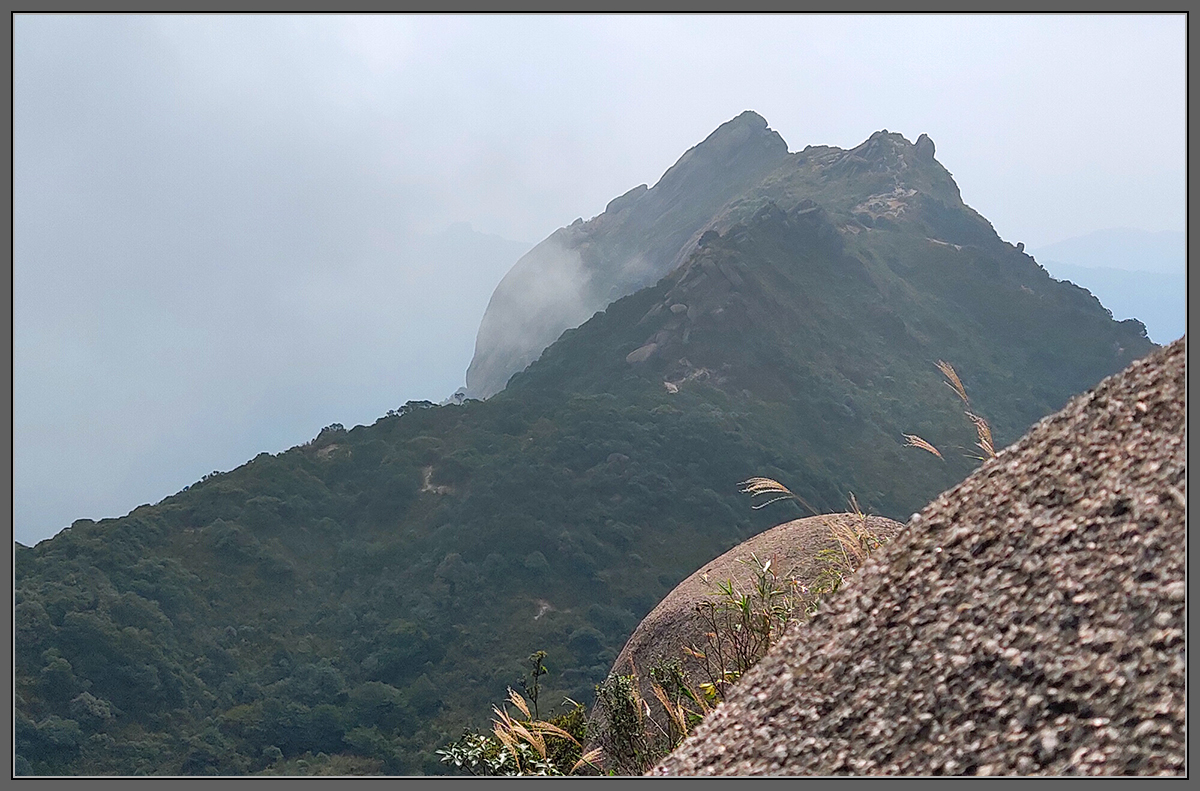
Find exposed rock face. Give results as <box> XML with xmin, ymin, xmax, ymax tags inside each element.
<box><xmin>585</xmin><ymin>512</ymin><xmax>903</xmax><ymax>770</ymax></box>
<box><xmin>465</xmin><ymin>111</ymin><xmax>790</xmax><ymax>399</ymax></box>
<box><xmin>655</xmin><ymin>337</ymin><xmax>1186</xmax><ymax>776</ymax></box>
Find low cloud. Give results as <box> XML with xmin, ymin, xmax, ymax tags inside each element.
<box><xmin>467</xmin><ymin>234</ymin><xmax>594</xmax><ymax>399</ymax></box>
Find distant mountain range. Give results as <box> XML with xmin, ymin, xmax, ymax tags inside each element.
<box><xmin>16</xmin><ymin>112</ymin><xmax>1157</xmax><ymax>775</ymax></box>
<box><xmin>1029</xmin><ymin>228</ymin><xmax>1184</xmax><ymax>344</ymax></box>
<box><xmin>1030</xmin><ymin>228</ymin><xmax>1183</xmax><ymax>273</ymax></box>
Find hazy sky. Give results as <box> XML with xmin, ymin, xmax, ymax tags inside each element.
<box><xmin>13</xmin><ymin>14</ymin><xmax>1185</xmax><ymax>545</ymax></box>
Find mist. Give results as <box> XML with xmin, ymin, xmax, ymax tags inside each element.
<box><xmin>466</xmin><ymin>234</ymin><xmax>593</xmax><ymax>399</ymax></box>
<box><xmin>14</xmin><ymin>221</ymin><xmax>529</xmax><ymax>546</ymax></box>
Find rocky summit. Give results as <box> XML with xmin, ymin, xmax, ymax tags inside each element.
<box><xmin>656</xmin><ymin>337</ymin><xmax>1186</xmax><ymax>776</ymax></box>
<box><xmin>466</xmin><ymin>110</ymin><xmax>790</xmax><ymax>400</ymax></box>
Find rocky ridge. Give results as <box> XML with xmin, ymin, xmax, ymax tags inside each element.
<box><xmin>465</xmin><ymin>114</ymin><xmax>1011</xmax><ymax>401</ymax></box>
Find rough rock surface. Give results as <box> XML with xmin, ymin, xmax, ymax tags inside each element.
<box><xmin>655</xmin><ymin>338</ymin><xmax>1186</xmax><ymax>776</ymax></box>
<box><xmin>585</xmin><ymin>513</ymin><xmax>902</xmax><ymax>765</ymax></box>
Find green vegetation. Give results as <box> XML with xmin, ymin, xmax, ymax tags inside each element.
<box><xmin>435</xmin><ymin>687</ymin><xmax>595</xmax><ymax>776</ymax></box>
<box><xmin>433</xmin><ymin>648</ymin><xmax>600</xmax><ymax>776</ymax></box>
<box><xmin>685</xmin><ymin>552</ymin><xmax>802</xmax><ymax>701</ymax></box>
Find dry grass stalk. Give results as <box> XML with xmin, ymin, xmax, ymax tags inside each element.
<box><xmin>570</xmin><ymin>749</ymin><xmax>604</xmax><ymax>775</ymax></box>
<box><xmin>738</xmin><ymin>477</ymin><xmax>819</xmax><ymax>515</ymax></box>
<box><xmin>650</xmin><ymin>681</ymin><xmax>691</xmax><ymax>740</ymax></box>
<box><xmin>624</xmin><ymin>658</ymin><xmax>650</xmax><ymax>726</ymax></box>
<box><xmin>488</xmin><ymin>688</ymin><xmax>589</xmax><ymax>773</ymax></box>
<box><xmin>501</xmin><ymin>713</ymin><xmax>545</xmax><ymax>758</ymax></box>
<box><xmin>965</xmin><ymin>411</ymin><xmax>996</xmax><ymax>459</ymax></box>
<box><xmin>903</xmin><ymin>433</ymin><xmax>944</xmax><ymax>460</ymax></box>
<box><xmin>492</xmin><ymin>719</ymin><xmax>518</xmax><ymax>755</ymax></box>
<box><xmin>532</xmin><ymin>720</ymin><xmax>580</xmax><ymax>744</ymax></box>
<box><xmin>824</xmin><ymin>506</ymin><xmax>881</xmax><ymax>571</ymax></box>
<box><xmin>508</xmin><ymin>689</ymin><xmax>530</xmax><ymax>719</ymax></box>
<box><xmin>909</xmin><ymin>360</ymin><xmax>998</xmax><ymax>463</ymax></box>
<box><xmin>936</xmin><ymin>360</ymin><xmax>970</xmax><ymax>404</ymax></box>
<box><xmin>847</xmin><ymin>492</ymin><xmax>865</xmax><ymax>523</ymax></box>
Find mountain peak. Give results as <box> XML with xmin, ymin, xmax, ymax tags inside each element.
<box><xmin>850</xmin><ymin>129</ymin><xmax>920</xmax><ymax>160</ymax></box>
<box><xmin>677</xmin><ymin>110</ymin><xmax>787</xmax><ymax>165</ymax></box>
<box><xmin>464</xmin><ymin>113</ymin><xmax>791</xmax><ymax>399</ymax></box>
<box><xmin>846</xmin><ymin>129</ymin><xmax>938</xmax><ymax>164</ymax></box>
<box><xmin>723</xmin><ymin>109</ymin><xmax>770</xmax><ymax>132</ymax></box>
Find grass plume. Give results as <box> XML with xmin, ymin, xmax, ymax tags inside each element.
<box><xmin>936</xmin><ymin>359</ymin><xmax>970</xmax><ymax>405</ymax></box>
<box><xmin>965</xmin><ymin>411</ymin><xmax>996</xmax><ymax>459</ymax></box>
<box><xmin>438</xmin><ymin>686</ymin><xmax>594</xmax><ymax>776</ymax></box>
<box><xmin>907</xmin><ymin>360</ymin><xmax>997</xmax><ymax>463</ymax></box>
<box><xmin>737</xmin><ymin>477</ymin><xmax>819</xmax><ymax>515</ymax></box>
<box><xmin>903</xmin><ymin>433</ymin><xmax>944</xmax><ymax>460</ymax></box>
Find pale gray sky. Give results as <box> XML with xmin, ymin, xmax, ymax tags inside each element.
<box><xmin>13</xmin><ymin>14</ymin><xmax>1185</xmax><ymax>545</ymax></box>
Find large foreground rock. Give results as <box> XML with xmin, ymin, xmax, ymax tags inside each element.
<box><xmin>656</xmin><ymin>338</ymin><xmax>1186</xmax><ymax>776</ymax></box>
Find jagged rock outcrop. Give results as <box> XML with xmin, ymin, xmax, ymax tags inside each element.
<box><xmin>915</xmin><ymin>132</ymin><xmax>936</xmax><ymax>161</ymax></box>
<box><xmin>655</xmin><ymin>337</ymin><xmax>1186</xmax><ymax>776</ymax></box>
